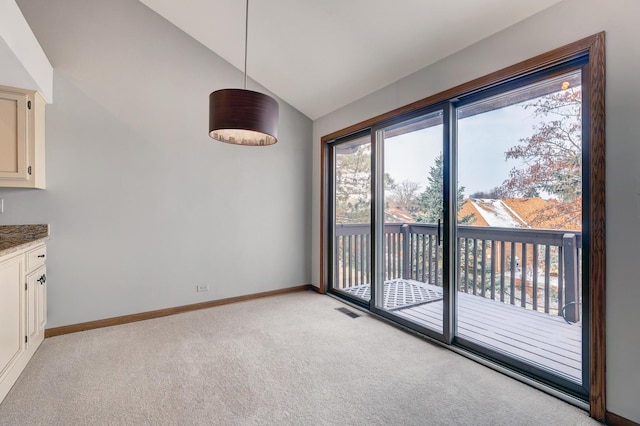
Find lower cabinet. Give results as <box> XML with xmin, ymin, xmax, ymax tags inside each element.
<box><xmin>26</xmin><ymin>264</ymin><xmax>46</xmax><ymax>349</ymax></box>
<box><xmin>0</xmin><ymin>243</ymin><xmax>47</xmax><ymax>403</ymax></box>
<box><xmin>0</xmin><ymin>253</ymin><xmax>26</xmax><ymax>402</ymax></box>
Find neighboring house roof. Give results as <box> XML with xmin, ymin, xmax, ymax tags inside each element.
<box><xmin>458</xmin><ymin>197</ymin><xmax>581</xmax><ymax>230</ymax></box>
<box><xmin>502</xmin><ymin>198</ymin><xmax>580</xmax><ymax>230</ymax></box>
<box><xmin>386</xmin><ymin>207</ymin><xmax>415</xmax><ymax>223</ymax></box>
<box><xmin>388</xmin><ymin>197</ymin><xmax>579</xmax><ymax>230</ymax></box>
<box><xmin>466</xmin><ymin>199</ymin><xmax>528</xmax><ymax>228</ymax></box>
<box><xmin>458</xmin><ymin>200</ymin><xmax>488</xmax><ymax>226</ymax></box>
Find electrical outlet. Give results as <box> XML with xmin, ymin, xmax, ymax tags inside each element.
<box><xmin>196</xmin><ymin>284</ymin><xmax>209</xmax><ymax>292</ymax></box>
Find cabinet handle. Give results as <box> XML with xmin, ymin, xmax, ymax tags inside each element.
<box><xmin>37</xmin><ymin>274</ymin><xmax>46</xmax><ymax>285</ymax></box>
<box><xmin>37</xmin><ymin>254</ymin><xmax>46</xmax><ymax>258</ymax></box>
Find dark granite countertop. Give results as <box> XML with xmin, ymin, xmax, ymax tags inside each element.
<box><xmin>0</xmin><ymin>225</ymin><xmax>50</xmax><ymax>257</ymax></box>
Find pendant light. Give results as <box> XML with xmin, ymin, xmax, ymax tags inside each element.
<box><xmin>209</xmin><ymin>0</ymin><xmax>279</xmax><ymax>146</ymax></box>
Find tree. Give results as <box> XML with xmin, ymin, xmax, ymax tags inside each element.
<box><xmin>391</xmin><ymin>180</ymin><xmax>420</xmax><ymax>211</ymax></box>
<box><xmin>413</xmin><ymin>153</ymin><xmax>474</xmax><ymax>224</ymax></box>
<box><xmin>335</xmin><ymin>145</ymin><xmax>371</xmax><ymax>224</ymax></box>
<box><xmin>469</xmin><ymin>188</ymin><xmax>503</xmax><ymax>199</ymax></box>
<box><xmin>499</xmin><ymin>86</ymin><xmax>582</xmax><ymax>225</ymax></box>
<box><xmin>334</xmin><ymin>145</ymin><xmax>396</xmax><ymax>224</ymax></box>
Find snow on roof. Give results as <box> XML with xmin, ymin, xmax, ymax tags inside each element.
<box><xmin>470</xmin><ymin>199</ymin><xmax>529</xmax><ymax>228</ymax></box>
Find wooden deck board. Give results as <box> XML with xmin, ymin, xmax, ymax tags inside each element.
<box><xmin>456</xmin><ymin>300</ymin><xmax>582</xmax><ymax>351</ymax></box>
<box><xmin>392</xmin><ymin>283</ymin><xmax>582</xmax><ymax>383</ymax></box>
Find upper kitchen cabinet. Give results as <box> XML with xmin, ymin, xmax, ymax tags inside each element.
<box><xmin>0</xmin><ymin>85</ymin><xmax>45</xmax><ymax>189</ymax></box>
<box><xmin>0</xmin><ymin>1</ymin><xmax>52</xmax><ymax>189</ymax></box>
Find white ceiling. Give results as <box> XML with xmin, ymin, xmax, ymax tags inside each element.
<box><xmin>139</xmin><ymin>0</ymin><xmax>563</xmax><ymax>120</ymax></box>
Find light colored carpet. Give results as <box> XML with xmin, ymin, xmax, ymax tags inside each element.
<box><xmin>0</xmin><ymin>291</ymin><xmax>597</xmax><ymax>425</ymax></box>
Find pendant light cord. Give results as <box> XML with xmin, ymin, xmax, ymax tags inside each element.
<box><xmin>244</xmin><ymin>0</ymin><xmax>249</xmax><ymax>90</ymax></box>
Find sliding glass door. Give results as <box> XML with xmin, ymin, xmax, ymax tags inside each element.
<box><xmin>330</xmin><ymin>132</ymin><xmax>372</xmax><ymax>305</ymax></box>
<box><xmin>454</xmin><ymin>68</ymin><xmax>586</xmax><ymax>393</ymax></box>
<box><xmin>327</xmin><ymin>59</ymin><xmax>591</xmax><ymax>399</ymax></box>
<box><xmin>372</xmin><ymin>110</ymin><xmax>448</xmax><ymax>338</ymax></box>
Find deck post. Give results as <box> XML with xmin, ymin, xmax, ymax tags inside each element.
<box><xmin>402</xmin><ymin>224</ymin><xmax>410</xmax><ymax>279</ymax></box>
<box><xmin>563</xmin><ymin>233</ymin><xmax>580</xmax><ymax>322</ymax></box>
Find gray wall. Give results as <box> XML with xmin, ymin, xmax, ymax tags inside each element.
<box><xmin>312</xmin><ymin>0</ymin><xmax>640</xmax><ymax>421</ymax></box>
<box><xmin>0</xmin><ymin>0</ymin><xmax>312</xmax><ymax>327</ymax></box>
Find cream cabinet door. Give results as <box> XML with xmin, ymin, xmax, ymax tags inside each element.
<box><xmin>0</xmin><ymin>254</ymin><xmax>26</xmax><ymax>384</ymax></box>
<box><xmin>26</xmin><ymin>265</ymin><xmax>46</xmax><ymax>348</ymax></box>
<box><xmin>0</xmin><ymin>85</ymin><xmax>45</xmax><ymax>189</ymax></box>
<box><xmin>0</xmin><ymin>90</ymin><xmax>28</xmax><ymax>181</ymax></box>
<box><xmin>37</xmin><ymin>267</ymin><xmax>47</xmax><ymax>335</ymax></box>
<box><xmin>0</xmin><ymin>245</ymin><xmax>47</xmax><ymax>404</ymax></box>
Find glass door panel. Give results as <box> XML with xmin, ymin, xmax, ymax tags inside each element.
<box><xmin>373</xmin><ymin>111</ymin><xmax>446</xmax><ymax>336</ymax></box>
<box><xmin>331</xmin><ymin>134</ymin><xmax>372</xmax><ymax>304</ymax></box>
<box><xmin>455</xmin><ymin>71</ymin><xmax>584</xmax><ymax>386</ymax></box>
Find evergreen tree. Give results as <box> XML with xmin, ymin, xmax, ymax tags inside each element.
<box><xmin>413</xmin><ymin>153</ymin><xmax>474</xmax><ymax>224</ymax></box>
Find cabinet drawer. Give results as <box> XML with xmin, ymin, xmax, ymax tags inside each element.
<box><xmin>26</xmin><ymin>245</ymin><xmax>46</xmax><ymax>272</ymax></box>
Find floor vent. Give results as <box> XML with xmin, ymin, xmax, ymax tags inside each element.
<box><xmin>335</xmin><ymin>307</ymin><xmax>361</xmax><ymax>318</ymax></box>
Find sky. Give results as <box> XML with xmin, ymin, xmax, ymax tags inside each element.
<box><xmin>384</xmin><ymin>101</ymin><xmax>536</xmax><ymax>198</ymax></box>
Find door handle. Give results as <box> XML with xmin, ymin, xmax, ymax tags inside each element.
<box><xmin>437</xmin><ymin>219</ymin><xmax>441</xmax><ymax>246</ymax></box>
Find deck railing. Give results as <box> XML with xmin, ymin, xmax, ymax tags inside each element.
<box><xmin>334</xmin><ymin>223</ymin><xmax>582</xmax><ymax>322</ymax></box>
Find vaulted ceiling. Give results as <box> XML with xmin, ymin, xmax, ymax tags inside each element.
<box><xmin>139</xmin><ymin>0</ymin><xmax>564</xmax><ymax>119</ymax></box>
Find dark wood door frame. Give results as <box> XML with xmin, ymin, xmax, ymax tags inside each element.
<box><xmin>320</xmin><ymin>33</ymin><xmax>606</xmax><ymax>420</ymax></box>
